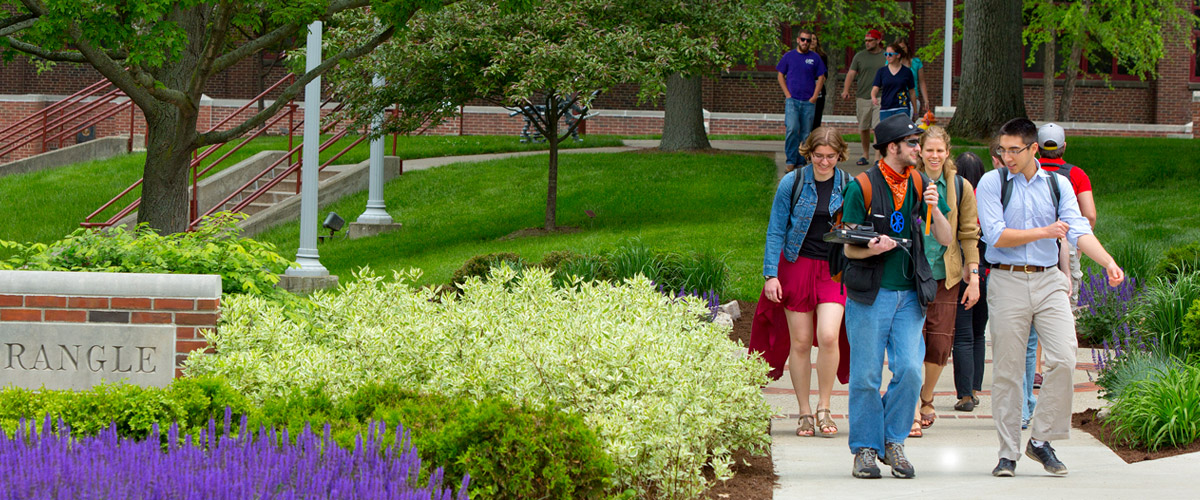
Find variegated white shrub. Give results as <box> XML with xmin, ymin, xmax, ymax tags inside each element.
<box><xmin>185</xmin><ymin>266</ymin><xmax>772</xmax><ymax>499</ymax></box>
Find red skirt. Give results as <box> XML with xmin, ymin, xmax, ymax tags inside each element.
<box><xmin>747</xmin><ymin>254</ymin><xmax>851</xmax><ymax>383</ymax></box>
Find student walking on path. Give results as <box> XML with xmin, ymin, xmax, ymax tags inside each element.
<box><xmin>911</xmin><ymin>126</ymin><xmax>981</xmax><ymax>436</ymax></box>
<box><xmin>749</xmin><ymin>127</ymin><xmax>852</xmax><ymax>439</ymax></box>
<box><xmin>840</xmin><ymin>114</ymin><xmax>952</xmax><ymax>479</ymax></box>
<box><xmin>841</xmin><ymin>29</ymin><xmax>887</xmax><ymax>166</ymax></box>
<box><xmin>950</xmin><ymin>152</ymin><xmax>990</xmax><ymax>413</ymax></box>
<box><xmin>871</xmin><ymin>43</ymin><xmax>916</xmax><ymax>123</ymax></box>
<box><xmin>977</xmin><ymin>118</ymin><xmax>1125</xmax><ymax>478</ymax></box>
<box><xmin>777</xmin><ymin>29</ymin><xmax>827</xmax><ymax>171</ymax></box>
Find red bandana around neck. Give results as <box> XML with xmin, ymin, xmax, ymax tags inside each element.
<box><xmin>878</xmin><ymin>159</ymin><xmax>911</xmax><ymax>211</ymax></box>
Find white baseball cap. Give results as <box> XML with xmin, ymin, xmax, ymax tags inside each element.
<box><xmin>1038</xmin><ymin>123</ymin><xmax>1066</xmax><ymax>151</ymax></box>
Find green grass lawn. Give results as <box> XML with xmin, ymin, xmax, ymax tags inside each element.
<box><xmin>256</xmin><ymin>151</ymin><xmax>778</xmax><ymax>301</ymax></box>
<box><xmin>1</xmin><ymin>134</ymin><xmax>623</xmax><ymax>246</ymax></box>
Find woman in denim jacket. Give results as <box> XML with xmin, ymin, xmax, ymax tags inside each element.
<box><xmin>749</xmin><ymin>127</ymin><xmax>850</xmax><ymax>438</ymax></box>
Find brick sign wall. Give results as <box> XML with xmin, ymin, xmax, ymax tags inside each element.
<box><xmin>0</xmin><ymin>271</ymin><xmax>221</xmax><ymax>389</ymax></box>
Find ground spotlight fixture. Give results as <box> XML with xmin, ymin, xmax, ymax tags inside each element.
<box><xmin>319</xmin><ymin>212</ymin><xmax>345</xmax><ymax>243</ymax></box>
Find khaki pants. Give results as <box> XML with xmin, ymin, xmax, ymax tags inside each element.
<box><xmin>987</xmin><ymin>268</ymin><xmax>1077</xmax><ymax>461</ymax></box>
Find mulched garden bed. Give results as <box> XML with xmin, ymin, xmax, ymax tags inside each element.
<box><xmin>1073</xmin><ymin>408</ymin><xmax>1200</xmax><ymax>463</ymax></box>
<box><xmin>728</xmin><ymin>300</ymin><xmax>754</xmax><ymax>347</ymax></box>
<box><xmin>703</xmin><ymin>447</ymin><xmax>776</xmax><ymax>500</ymax></box>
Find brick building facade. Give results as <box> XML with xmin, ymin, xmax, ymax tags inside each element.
<box><xmin>1</xmin><ymin>0</ymin><xmax>1197</xmax><ymax>150</ymax></box>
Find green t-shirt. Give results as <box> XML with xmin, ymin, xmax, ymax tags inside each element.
<box><xmin>843</xmin><ymin>173</ymin><xmax>952</xmax><ymax>291</ymax></box>
<box><xmin>923</xmin><ymin>173</ymin><xmax>948</xmax><ymax>281</ymax></box>
<box><xmin>849</xmin><ymin>49</ymin><xmax>887</xmax><ymax>99</ymax></box>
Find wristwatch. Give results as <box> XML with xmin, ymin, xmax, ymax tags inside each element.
<box><xmin>765</xmin><ymin>275</ymin><xmax>776</xmax><ymax>281</ymax></box>
<box><xmin>970</xmin><ymin>269</ymin><xmax>980</xmax><ymax>275</ymax></box>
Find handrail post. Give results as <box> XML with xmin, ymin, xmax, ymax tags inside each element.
<box><xmin>39</xmin><ymin>110</ymin><xmax>48</xmax><ymax>153</ymax></box>
<box><xmin>127</xmin><ymin>97</ymin><xmax>134</xmax><ymax>152</ymax></box>
<box><xmin>190</xmin><ymin>162</ymin><xmax>199</xmax><ymax>230</ymax></box>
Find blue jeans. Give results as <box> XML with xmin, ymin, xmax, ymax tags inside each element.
<box><xmin>1024</xmin><ymin>327</ymin><xmax>1039</xmax><ymax>421</ymax></box>
<box><xmin>784</xmin><ymin>98</ymin><xmax>815</xmax><ymax>167</ymax></box>
<box><xmin>846</xmin><ymin>289</ymin><xmax>926</xmax><ymax>454</ymax></box>
<box><xmin>879</xmin><ymin>107</ymin><xmax>911</xmax><ymax>122</ymax></box>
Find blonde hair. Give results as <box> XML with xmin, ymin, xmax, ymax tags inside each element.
<box><xmin>798</xmin><ymin>126</ymin><xmax>849</xmax><ymax>164</ymax></box>
<box><xmin>917</xmin><ymin>125</ymin><xmax>955</xmax><ymax>176</ymax></box>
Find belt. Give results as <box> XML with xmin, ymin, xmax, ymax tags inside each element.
<box><xmin>993</xmin><ymin>264</ymin><xmax>1049</xmax><ymax>273</ymax></box>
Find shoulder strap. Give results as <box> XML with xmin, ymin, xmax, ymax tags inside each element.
<box><xmin>1057</xmin><ymin>162</ymin><xmax>1076</xmax><ymax>186</ymax></box>
<box><xmin>955</xmin><ymin>174</ymin><xmax>964</xmax><ymax>207</ymax></box>
<box><xmin>788</xmin><ymin>169</ymin><xmax>803</xmax><ymax>213</ymax></box>
<box><xmin>910</xmin><ymin>169</ymin><xmax>926</xmax><ymax>200</ymax></box>
<box><xmin>855</xmin><ymin>171</ymin><xmax>873</xmax><ymax>215</ymax></box>
<box><xmin>1000</xmin><ymin>171</ymin><xmax>1012</xmax><ymax>211</ymax></box>
<box><xmin>1048</xmin><ymin>170</ymin><xmax>1061</xmax><ymax>218</ymax></box>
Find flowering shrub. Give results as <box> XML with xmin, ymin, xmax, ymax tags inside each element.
<box><xmin>1128</xmin><ymin>272</ymin><xmax>1200</xmax><ymax>360</ymax></box>
<box><xmin>186</xmin><ymin>267</ymin><xmax>773</xmax><ymax>499</ymax></box>
<box><xmin>1</xmin><ymin>415</ymin><xmax>468</xmax><ymax>500</ymax></box>
<box><xmin>1076</xmin><ymin>269</ymin><xmax>1139</xmax><ymax>345</ymax></box>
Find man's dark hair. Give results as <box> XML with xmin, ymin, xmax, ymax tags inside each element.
<box><xmin>997</xmin><ymin>117</ymin><xmax>1038</xmax><ymax>145</ymax></box>
<box><xmin>1040</xmin><ymin>144</ymin><xmax>1065</xmax><ymax>159</ymax></box>
<box><xmin>955</xmin><ymin>151</ymin><xmax>985</xmax><ymax>188</ymax></box>
<box><xmin>874</xmin><ymin>139</ymin><xmax>903</xmax><ymax>154</ymax></box>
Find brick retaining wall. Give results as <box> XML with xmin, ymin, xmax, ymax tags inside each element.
<box><xmin>0</xmin><ymin>271</ymin><xmax>221</xmax><ymax>386</ymax></box>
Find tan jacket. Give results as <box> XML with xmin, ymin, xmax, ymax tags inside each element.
<box><xmin>937</xmin><ymin>162</ymin><xmax>981</xmax><ymax>288</ymax></box>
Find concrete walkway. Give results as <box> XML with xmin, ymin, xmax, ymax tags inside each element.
<box><xmin>625</xmin><ymin>138</ymin><xmax>1198</xmax><ymax>496</ymax></box>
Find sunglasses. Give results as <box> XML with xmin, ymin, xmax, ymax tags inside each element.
<box><xmin>884</xmin><ymin>52</ymin><xmax>899</xmax><ymax>57</ymax></box>
<box><xmin>798</xmin><ymin>37</ymin><xmax>811</xmax><ymax>42</ymax></box>
<box><xmin>904</xmin><ymin>138</ymin><xmax>921</xmax><ymax>147</ymax></box>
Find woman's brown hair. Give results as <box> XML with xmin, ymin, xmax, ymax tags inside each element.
<box><xmin>798</xmin><ymin>126</ymin><xmax>849</xmax><ymax>166</ymax></box>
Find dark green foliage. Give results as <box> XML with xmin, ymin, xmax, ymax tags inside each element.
<box><xmin>1094</xmin><ymin>348</ymin><xmax>1180</xmax><ymax>402</ymax></box>
<box><xmin>1183</xmin><ymin>298</ymin><xmax>1200</xmax><ymax>361</ymax></box>
<box><xmin>1104</xmin><ymin>364</ymin><xmax>1200</xmax><ymax>452</ymax></box>
<box><xmin>0</xmin><ymin>376</ymin><xmax>253</xmax><ymax>439</ymax></box>
<box><xmin>0</xmin><ymin>214</ymin><xmax>294</xmax><ymax>299</ymax></box>
<box><xmin>451</xmin><ymin>252</ymin><xmax>527</xmax><ymax>287</ymax></box>
<box><xmin>542</xmin><ymin>250</ymin><xmax>612</xmax><ymax>288</ymax></box>
<box><xmin>1129</xmin><ymin>273</ymin><xmax>1200</xmax><ymax>360</ymax></box>
<box><xmin>1154</xmin><ymin>241</ymin><xmax>1200</xmax><ymax>282</ymax></box>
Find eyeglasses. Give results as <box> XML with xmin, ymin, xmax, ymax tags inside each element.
<box><xmin>904</xmin><ymin>138</ymin><xmax>921</xmax><ymax>147</ymax></box>
<box><xmin>810</xmin><ymin>152</ymin><xmax>839</xmax><ymax>162</ymax></box>
<box><xmin>798</xmin><ymin>37</ymin><xmax>811</xmax><ymax>42</ymax></box>
<box><xmin>993</xmin><ymin>143</ymin><xmax>1034</xmax><ymax>157</ymax></box>
<box><xmin>884</xmin><ymin>52</ymin><xmax>899</xmax><ymax>57</ymax></box>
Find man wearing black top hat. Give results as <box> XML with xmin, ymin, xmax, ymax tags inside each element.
<box><xmin>839</xmin><ymin>114</ymin><xmax>952</xmax><ymax>479</ymax></box>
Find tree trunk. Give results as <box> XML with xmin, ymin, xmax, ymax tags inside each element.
<box><xmin>1058</xmin><ymin>40</ymin><xmax>1083</xmax><ymax>121</ymax></box>
<box><xmin>137</xmin><ymin>104</ymin><xmax>200</xmax><ymax>235</ymax></box>
<box><xmin>1042</xmin><ymin>31</ymin><xmax>1056</xmax><ymax>122</ymax></box>
<box><xmin>659</xmin><ymin>72</ymin><xmax>711</xmax><ymax>151</ymax></box>
<box><xmin>544</xmin><ymin>98</ymin><xmax>560</xmax><ymax>231</ymax></box>
<box><xmin>947</xmin><ymin>0</ymin><xmax>1028</xmax><ymax>140</ymax></box>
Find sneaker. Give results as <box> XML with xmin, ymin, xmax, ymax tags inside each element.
<box><xmin>992</xmin><ymin>458</ymin><xmax>1017</xmax><ymax>477</ymax></box>
<box><xmin>879</xmin><ymin>442</ymin><xmax>916</xmax><ymax>478</ymax></box>
<box><xmin>1025</xmin><ymin>439</ymin><xmax>1068</xmax><ymax>475</ymax></box>
<box><xmin>852</xmin><ymin>448</ymin><xmax>882</xmax><ymax>479</ymax></box>
<box><xmin>1033</xmin><ymin>372</ymin><xmax>1043</xmax><ymax>389</ymax></box>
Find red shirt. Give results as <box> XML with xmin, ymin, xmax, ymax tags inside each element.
<box><xmin>1039</xmin><ymin>158</ymin><xmax>1092</xmax><ymax>195</ymax></box>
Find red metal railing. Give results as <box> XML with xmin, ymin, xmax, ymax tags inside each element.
<box><xmin>82</xmin><ymin>74</ymin><xmax>299</xmax><ymax>229</ymax></box>
<box><xmin>0</xmin><ymin>79</ymin><xmax>134</xmax><ymax>162</ymax></box>
<box><xmin>192</xmin><ymin>103</ymin><xmax>372</xmax><ymax>226</ymax></box>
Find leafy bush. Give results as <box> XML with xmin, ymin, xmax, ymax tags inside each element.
<box><xmin>450</xmin><ymin>252</ymin><xmax>527</xmax><ymax>287</ymax></box>
<box><xmin>0</xmin><ymin>213</ymin><xmax>293</xmax><ymax>298</ymax></box>
<box><xmin>1104</xmin><ymin>363</ymin><xmax>1200</xmax><ymax>452</ymax></box>
<box><xmin>1183</xmin><ymin>298</ymin><xmax>1200</xmax><ymax>363</ymax></box>
<box><xmin>1128</xmin><ymin>272</ymin><xmax>1200</xmax><ymax>360</ymax></box>
<box><xmin>1153</xmin><ymin>241</ymin><xmax>1200</xmax><ymax>282</ymax></box>
<box><xmin>186</xmin><ymin>267</ymin><xmax>772</xmax><ymax>499</ymax></box>
<box><xmin>1076</xmin><ymin>268</ymin><xmax>1139</xmax><ymax>345</ymax></box>
<box><xmin>0</xmin><ymin>376</ymin><xmax>253</xmax><ymax>439</ymax></box>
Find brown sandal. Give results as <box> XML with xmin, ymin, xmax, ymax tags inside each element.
<box><xmin>919</xmin><ymin>397</ymin><xmax>936</xmax><ymax>429</ymax></box>
<box><xmin>796</xmin><ymin>414</ymin><xmax>815</xmax><ymax>437</ymax></box>
<box><xmin>909</xmin><ymin>419</ymin><xmax>923</xmax><ymax>438</ymax></box>
<box><xmin>815</xmin><ymin>408</ymin><xmax>838</xmax><ymax>437</ymax></box>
